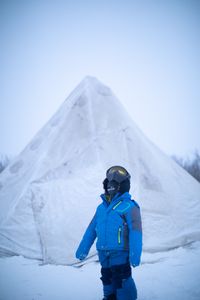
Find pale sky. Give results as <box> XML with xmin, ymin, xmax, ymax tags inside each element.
<box><xmin>1</xmin><ymin>0</ymin><xmax>200</xmax><ymax>158</ymax></box>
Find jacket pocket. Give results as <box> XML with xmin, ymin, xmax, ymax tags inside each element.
<box><xmin>118</xmin><ymin>227</ymin><xmax>122</xmax><ymax>244</ymax></box>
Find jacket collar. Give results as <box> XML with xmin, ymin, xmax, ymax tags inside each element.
<box><xmin>100</xmin><ymin>192</ymin><xmax>131</xmax><ymax>210</ymax></box>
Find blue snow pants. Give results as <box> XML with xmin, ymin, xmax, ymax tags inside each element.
<box><xmin>98</xmin><ymin>250</ymin><xmax>137</xmax><ymax>300</ymax></box>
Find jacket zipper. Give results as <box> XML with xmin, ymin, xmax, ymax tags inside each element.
<box><xmin>118</xmin><ymin>227</ymin><xmax>122</xmax><ymax>244</ymax></box>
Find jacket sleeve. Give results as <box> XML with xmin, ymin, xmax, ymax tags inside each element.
<box><xmin>125</xmin><ymin>204</ymin><xmax>142</xmax><ymax>267</ymax></box>
<box><xmin>75</xmin><ymin>212</ymin><xmax>97</xmax><ymax>260</ymax></box>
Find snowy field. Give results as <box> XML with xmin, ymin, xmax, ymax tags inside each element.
<box><xmin>0</xmin><ymin>242</ymin><xmax>200</xmax><ymax>300</ymax></box>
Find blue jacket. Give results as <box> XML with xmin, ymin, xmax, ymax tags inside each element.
<box><xmin>76</xmin><ymin>192</ymin><xmax>142</xmax><ymax>267</ymax></box>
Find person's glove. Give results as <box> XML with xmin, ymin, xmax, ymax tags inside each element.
<box><xmin>76</xmin><ymin>253</ymin><xmax>87</xmax><ymax>261</ymax></box>
<box><xmin>129</xmin><ymin>253</ymin><xmax>140</xmax><ymax>268</ymax></box>
<box><xmin>75</xmin><ymin>248</ymin><xmax>87</xmax><ymax>261</ymax></box>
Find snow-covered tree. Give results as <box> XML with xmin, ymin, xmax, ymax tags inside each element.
<box><xmin>172</xmin><ymin>151</ymin><xmax>200</xmax><ymax>183</ymax></box>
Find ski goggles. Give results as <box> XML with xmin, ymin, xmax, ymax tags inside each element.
<box><xmin>106</xmin><ymin>166</ymin><xmax>131</xmax><ymax>183</ymax></box>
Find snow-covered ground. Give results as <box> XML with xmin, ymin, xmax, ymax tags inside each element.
<box><xmin>1</xmin><ymin>242</ymin><xmax>200</xmax><ymax>300</ymax></box>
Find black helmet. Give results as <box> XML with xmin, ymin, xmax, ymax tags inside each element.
<box><xmin>103</xmin><ymin>166</ymin><xmax>131</xmax><ymax>197</ymax></box>
<box><xmin>106</xmin><ymin>166</ymin><xmax>131</xmax><ymax>183</ymax></box>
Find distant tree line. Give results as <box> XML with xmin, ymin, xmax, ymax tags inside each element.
<box><xmin>172</xmin><ymin>151</ymin><xmax>200</xmax><ymax>183</ymax></box>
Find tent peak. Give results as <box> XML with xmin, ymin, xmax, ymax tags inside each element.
<box><xmin>78</xmin><ymin>76</ymin><xmax>113</xmax><ymax>97</ymax></box>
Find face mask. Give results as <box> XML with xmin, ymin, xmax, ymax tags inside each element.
<box><xmin>107</xmin><ymin>180</ymin><xmax>119</xmax><ymax>197</ymax></box>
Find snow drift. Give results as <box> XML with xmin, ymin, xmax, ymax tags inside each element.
<box><xmin>0</xmin><ymin>76</ymin><xmax>200</xmax><ymax>264</ymax></box>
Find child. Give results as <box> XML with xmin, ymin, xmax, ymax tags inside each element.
<box><xmin>76</xmin><ymin>166</ymin><xmax>142</xmax><ymax>300</ymax></box>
